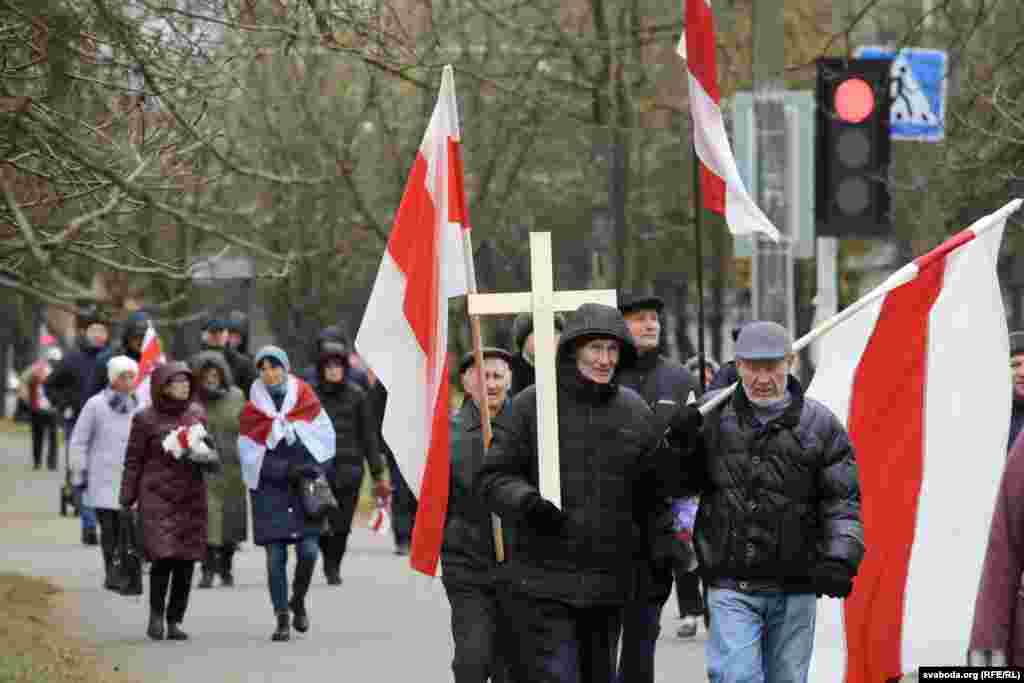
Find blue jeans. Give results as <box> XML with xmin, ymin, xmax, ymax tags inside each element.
<box><xmin>66</xmin><ymin>417</ymin><xmax>96</xmax><ymax>531</ymax></box>
<box><xmin>265</xmin><ymin>537</ymin><xmax>319</xmax><ymax>613</ymax></box>
<box><xmin>706</xmin><ymin>588</ymin><xmax>816</xmax><ymax>683</ymax></box>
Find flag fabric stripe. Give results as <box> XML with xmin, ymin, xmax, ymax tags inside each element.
<box><xmin>807</xmin><ymin>201</ymin><xmax>1018</xmax><ymax>681</ymax></box>
<box><xmin>682</xmin><ymin>0</ymin><xmax>778</xmax><ymax>239</ymax></box>
<box><xmin>842</xmin><ymin>254</ymin><xmax>945</xmax><ymax>683</ymax></box>
<box><xmin>356</xmin><ymin>66</ymin><xmax>470</xmax><ymax>576</ymax></box>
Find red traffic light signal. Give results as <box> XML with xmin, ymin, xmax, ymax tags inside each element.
<box><xmin>834</xmin><ymin>78</ymin><xmax>876</xmax><ymax>124</ymax></box>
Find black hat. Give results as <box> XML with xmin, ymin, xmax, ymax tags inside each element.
<box><xmin>1011</xmin><ymin>331</ymin><xmax>1024</xmax><ymax>356</ymax></box>
<box><xmin>617</xmin><ymin>292</ymin><xmax>664</xmax><ymax>314</ymax></box>
<box><xmin>512</xmin><ymin>313</ymin><xmax>565</xmax><ymax>352</ymax></box>
<box><xmin>459</xmin><ymin>347</ymin><xmax>515</xmax><ymax>375</ymax></box>
<box><xmin>557</xmin><ymin>303</ymin><xmax>637</xmax><ymax>366</ymax></box>
<box><xmin>76</xmin><ymin>304</ymin><xmax>108</xmax><ymax>330</ymax></box>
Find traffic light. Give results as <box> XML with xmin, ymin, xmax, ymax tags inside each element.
<box><xmin>816</xmin><ymin>57</ymin><xmax>893</xmax><ymax>237</ymax></box>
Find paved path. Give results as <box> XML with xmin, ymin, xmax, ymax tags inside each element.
<box><xmin>0</xmin><ymin>428</ymin><xmax>708</xmax><ymax>682</ymax></box>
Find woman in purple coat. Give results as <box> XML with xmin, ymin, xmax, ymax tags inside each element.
<box><xmin>120</xmin><ymin>362</ymin><xmax>217</xmax><ymax>641</ymax></box>
<box><xmin>969</xmin><ymin>439</ymin><xmax>1024</xmax><ymax>665</ymax></box>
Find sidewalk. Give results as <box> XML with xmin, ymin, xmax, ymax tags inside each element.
<box><xmin>0</xmin><ymin>426</ymin><xmax>707</xmax><ymax>682</ymax></box>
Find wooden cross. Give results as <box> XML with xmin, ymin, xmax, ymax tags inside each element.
<box><xmin>468</xmin><ymin>232</ymin><xmax>616</xmax><ymax>509</ymax></box>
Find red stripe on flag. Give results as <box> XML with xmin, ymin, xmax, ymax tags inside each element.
<box><xmin>685</xmin><ymin>0</ymin><xmax>726</xmax><ymax>215</ymax></box>
<box><xmin>685</xmin><ymin>0</ymin><xmax>719</xmax><ymax>102</ymax></box>
<box><xmin>387</xmin><ymin>153</ymin><xmax>440</xmax><ymax>359</ymax></box>
<box><xmin>843</xmin><ymin>258</ymin><xmax>947</xmax><ymax>683</ymax></box>
<box><xmin>409</xmin><ymin>365</ymin><xmax>452</xmax><ymax>576</ymax></box>
<box><xmin>448</xmin><ymin>137</ymin><xmax>470</xmax><ymax>229</ymax></box>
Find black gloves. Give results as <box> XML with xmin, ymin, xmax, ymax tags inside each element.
<box><xmin>287</xmin><ymin>463</ymin><xmax>320</xmax><ymax>483</ymax></box>
<box><xmin>809</xmin><ymin>560</ymin><xmax>854</xmax><ymax>598</ymax></box>
<box><xmin>523</xmin><ymin>494</ymin><xmax>568</xmax><ymax>535</ymax></box>
<box><xmin>667</xmin><ymin>405</ymin><xmax>704</xmax><ymax>450</ymax></box>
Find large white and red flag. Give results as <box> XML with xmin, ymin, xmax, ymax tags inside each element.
<box><xmin>680</xmin><ymin>0</ymin><xmax>779</xmax><ymax>240</ymax></box>
<box><xmin>806</xmin><ymin>199</ymin><xmax>1021</xmax><ymax>682</ymax></box>
<box><xmin>135</xmin><ymin>322</ymin><xmax>165</xmax><ymax>408</ymax></box>
<box><xmin>355</xmin><ymin>66</ymin><xmax>470</xmax><ymax>576</ymax></box>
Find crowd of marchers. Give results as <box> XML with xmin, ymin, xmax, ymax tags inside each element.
<box><xmin>15</xmin><ymin>294</ymin><xmax>1024</xmax><ymax>682</ymax></box>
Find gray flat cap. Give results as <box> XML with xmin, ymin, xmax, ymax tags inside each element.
<box><xmin>734</xmin><ymin>321</ymin><xmax>792</xmax><ymax>360</ymax></box>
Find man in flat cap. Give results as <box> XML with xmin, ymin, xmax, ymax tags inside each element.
<box><xmin>672</xmin><ymin>320</ymin><xmax>864</xmax><ymax>683</ymax></box>
<box><xmin>442</xmin><ymin>347</ymin><xmax>516</xmax><ymax>683</ymax></box>
<box><xmin>509</xmin><ymin>312</ymin><xmax>564</xmax><ymax>397</ymax></box>
<box><xmin>614</xmin><ymin>292</ymin><xmax>700</xmax><ymax>681</ymax></box>
<box><xmin>1008</xmin><ymin>331</ymin><xmax>1024</xmax><ymax>451</ymax></box>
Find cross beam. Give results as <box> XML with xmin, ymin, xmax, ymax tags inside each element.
<box><xmin>468</xmin><ymin>232</ymin><xmax>616</xmax><ymax>509</ymax></box>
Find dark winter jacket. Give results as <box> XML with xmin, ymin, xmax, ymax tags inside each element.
<box><xmin>119</xmin><ymin>362</ymin><xmax>210</xmax><ymax>562</ymax></box>
<box><xmin>44</xmin><ymin>339</ymin><xmax>107</xmax><ymax>421</ymax></box>
<box><xmin>442</xmin><ymin>399</ymin><xmax>507</xmax><ymax>586</ymax></box>
<box><xmin>685</xmin><ymin>377</ymin><xmax>864</xmax><ymax>591</ymax></box>
<box><xmin>616</xmin><ymin>350</ymin><xmax>697</xmax><ymax>603</ymax></box>
<box><xmin>970</xmin><ymin>438</ymin><xmax>1024</xmax><ymax>665</ymax></box>
<box><xmin>477</xmin><ymin>303</ymin><xmax>682</xmax><ymax>607</ymax></box>
<box><xmin>315</xmin><ymin>372</ymin><xmax>384</xmax><ymax>491</ymax></box>
<box><xmin>509</xmin><ymin>353</ymin><xmax>535</xmax><ymax>397</ymax></box>
<box><xmin>1009</xmin><ymin>396</ymin><xmax>1024</xmax><ymax>452</ymax></box>
<box><xmin>92</xmin><ymin>313</ymin><xmax>148</xmax><ymax>396</ymax></box>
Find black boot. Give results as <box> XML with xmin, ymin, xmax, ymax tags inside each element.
<box><xmin>82</xmin><ymin>527</ymin><xmax>99</xmax><ymax>546</ymax></box>
<box><xmin>219</xmin><ymin>546</ymin><xmax>235</xmax><ymax>587</ymax></box>
<box><xmin>102</xmin><ymin>552</ymin><xmax>121</xmax><ymax>591</ymax></box>
<box><xmin>198</xmin><ymin>546</ymin><xmax>217</xmax><ymax>589</ymax></box>
<box><xmin>271</xmin><ymin>611</ymin><xmax>290</xmax><ymax>642</ymax></box>
<box><xmin>166</xmin><ymin>622</ymin><xmax>189</xmax><ymax>641</ymax></box>
<box><xmin>147</xmin><ymin>610</ymin><xmax>165</xmax><ymax>640</ymax></box>
<box><xmin>289</xmin><ymin>556</ymin><xmax>315</xmax><ymax>633</ymax></box>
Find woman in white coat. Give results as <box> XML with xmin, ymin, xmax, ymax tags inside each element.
<box><xmin>70</xmin><ymin>356</ymin><xmax>141</xmax><ymax>590</ymax></box>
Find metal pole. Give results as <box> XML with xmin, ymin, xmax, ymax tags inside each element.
<box><xmin>693</xmin><ymin>148</ymin><xmax>706</xmax><ymax>393</ymax></box>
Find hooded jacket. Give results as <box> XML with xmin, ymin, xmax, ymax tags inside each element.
<box><xmin>119</xmin><ymin>362</ymin><xmax>209</xmax><ymax>562</ymax></box>
<box><xmin>300</xmin><ymin>325</ymin><xmax>370</xmax><ymax>389</ymax></box>
<box><xmin>477</xmin><ymin>304</ymin><xmax>682</xmax><ymax>607</ymax></box>
<box><xmin>314</xmin><ymin>343</ymin><xmax>384</xmax><ymax>490</ymax></box>
<box><xmin>193</xmin><ymin>351</ymin><xmax>248</xmax><ymax>547</ymax></box>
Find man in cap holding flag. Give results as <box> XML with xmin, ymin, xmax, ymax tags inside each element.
<box><xmin>670</xmin><ymin>321</ymin><xmax>864</xmax><ymax>683</ymax></box>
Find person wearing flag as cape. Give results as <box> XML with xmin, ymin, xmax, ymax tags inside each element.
<box><xmin>672</xmin><ymin>321</ymin><xmax>864</xmax><ymax>683</ymax></box>
<box><xmin>238</xmin><ymin>346</ymin><xmax>336</xmax><ymax>642</ymax></box>
<box><xmin>442</xmin><ymin>347</ymin><xmax>516</xmax><ymax>683</ymax></box>
<box><xmin>476</xmin><ymin>303</ymin><xmax>700</xmax><ymax>683</ymax></box>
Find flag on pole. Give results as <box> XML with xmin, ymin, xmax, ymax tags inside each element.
<box><xmin>135</xmin><ymin>322</ymin><xmax>165</xmax><ymax>408</ymax></box>
<box><xmin>806</xmin><ymin>199</ymin><xmax>1021</xmax><ymax>682</ymax></box>
<box><xmin>680</xmin><ymin>0</ymin><xmax>780</xmax><ymax>240</ymax></box>
<box><xmin>355</xmin><ymin>65</ymin><xmax>470</xmax><ymax>576</ymax></box>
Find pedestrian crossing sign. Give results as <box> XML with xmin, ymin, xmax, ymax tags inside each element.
<box><xmin>855</xmin><ymin>46</ymin><xmax>948</xmax><ymax>142</ymax></box>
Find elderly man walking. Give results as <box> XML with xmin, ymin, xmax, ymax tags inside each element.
<box><xmin>477</xmin><ymin>303</ymin><xmax>695</xmax><ymax>683</ymax></box>
<box><xmin>671</xmin><ymin>321</ymin><xmax>864</xmax><ymax>683</ymax></box>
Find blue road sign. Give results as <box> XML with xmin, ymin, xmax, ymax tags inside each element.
<box><xmin>855</xmin><ymin>46</ymin><xmax>948</xmax><ymax>142</ymax></box>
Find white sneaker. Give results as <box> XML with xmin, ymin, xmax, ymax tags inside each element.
<box><xmin>677</xmin><ymin>615</ymin><xmax>699</xmax><ymax>639</ymax></box>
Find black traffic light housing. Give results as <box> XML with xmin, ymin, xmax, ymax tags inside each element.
<box><xmin>816</xmin><ymin>57</ymin><xmax>893</xmax><ymax>237</ymax></box>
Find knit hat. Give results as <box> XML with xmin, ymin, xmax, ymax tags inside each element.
<box><xmin>254</xmin><ymin>345</ymin><xmax>290</xmax><ymax>373</ymax></box>
<box><xmin>459</xmin><ymin>347</ymin><xmax>515</xmax><ymax>375</ymax></box>
<box><xmin>203</xmin><ymin>316</ymin><xmax>230</xmax><ymax>332</ymax></box>
<box><xmin>108</xmin><ymin>355</ymin><xmax>140</xmax><ymax>383</ymax></box>
<box><xmin>618</xmin><ymin>292</ymin><xmax>665</xmax><ymax>315</ymax></box>
<box><xmin>735</xmin><ymin>321</ymin><xmax>792</xmax><ymax>361</ymax></box>
<box><xmin>1011</xmin><ymin>331</ymin><xmax>1024</xmax><ymax>356</ymax></box>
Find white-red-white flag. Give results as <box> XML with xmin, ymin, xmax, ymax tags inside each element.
<box><xmin>135</xmin><ymin>322</ymin><xmax>165</xmax><ymax>408</ymax></box>
<box><xmin>806</xmin><ymin>199</ymin><xmax>1021</xmax><ymax>682</ymax></box>
<box><xmin>355</xmin><ymin>65</ymin><xmax>470</xmax><ymax>576</ymax></box>
<box><xmin>680</xmin><ymin>0</ymin><xmax>779</xmax><ymax>239</ymax></box>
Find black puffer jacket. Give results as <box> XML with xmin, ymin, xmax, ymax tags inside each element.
<box><xmin>442</xmin><ymin>399</ymin><xmax>506</xmax><ymax>585</ymax></box>
<box><xmin>617</xmin><ymin>352</ymin><xmax>696</xmax><ymax>418</ymax></box>
<box><xmin>686</xmin><ymin>377</ymin><xmax>864</xmax><ymax>591</ymax></box>
<box><xmin>315</xmin><ymin>374</ymin><xmax>384</xmax><ymax>491</ymax></box>
<box><xmin>477</xmin><ymin>303</ymin><xmax>683</xmax><ymax>607</ymax></box>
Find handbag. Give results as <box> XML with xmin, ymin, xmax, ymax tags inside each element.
<box><xmin>300</xmin><ymin>472</ymin><xmax>339</xmax><ymax>522</ymax></box>
<box><xmin>115</xmin><ymin>509</ymin><xmax>144</xmax><ymax>596</ymax></box>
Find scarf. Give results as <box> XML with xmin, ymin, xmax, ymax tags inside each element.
<box><xmin>237</xmin><ymin>376</ymin><xmax>335</xmax><ymax>490</ymax></box>
<box><xmin>107</xmin><ymin>389</ymin><xmax>138</xmax><ymax>415</ymax></box>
